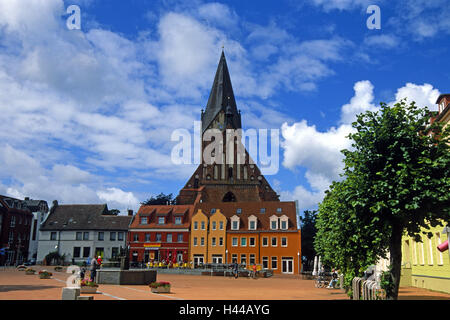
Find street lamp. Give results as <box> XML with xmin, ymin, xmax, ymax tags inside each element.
<box><xmin>297</xmin><ymin>251</ymin><xmax>300</xmax><ymax>274</ymax></box>
<box><xmin>225</xmin><ymin>249</ymin><xmax>228</xmax><ymax>265</ymax></box>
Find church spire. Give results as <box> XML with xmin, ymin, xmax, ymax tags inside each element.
<box><xmin>202</xmin><ymin>51</ymin><xmax>242</xmax><ymax>133</ymax></box>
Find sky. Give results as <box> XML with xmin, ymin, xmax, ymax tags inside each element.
<box><xmin>0</xmin><ymin>0</ymin><xmax>449</xmax><ymax>216</ymax></box>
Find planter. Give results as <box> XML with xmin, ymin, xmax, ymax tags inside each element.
<box><xmin>39</xmin><ymin>275</ymin><xmax>51</xmax><ymax>279</ymax></box>
<box><xmin>25</xmin><ymin>271</ymin><xmax>36</xmax><ymax>275</ymax></box>
<box><xmin>151</xmin><ymin>286</ymin><xmax>171</xmax><ymax>294</ymax></box>
<box><xmin>80</xmin><ymin>286</ymin><xmax>98</xmax><ymax>294</ymax></box>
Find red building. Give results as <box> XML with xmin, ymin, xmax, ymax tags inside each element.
<box><xmin>0</xmin><ymin>195</ymin><xmax>33</xmax><ymax>265</ymax></box>
<box><xmin>128</xmin><ymin>204</ymin><xmax>194</xmax><ymax>264</ymax></box>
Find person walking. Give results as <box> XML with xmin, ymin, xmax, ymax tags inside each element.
<box><xmin>252</xmin><ymin>264</ymin><xmax>257</xmax><ymax>279</ymax></box>
<box><xmin>90</xmin><ymin>256</ymin><xmax>98</xmax><ymax>282</ymax></box>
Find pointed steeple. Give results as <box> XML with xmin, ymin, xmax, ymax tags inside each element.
<box><xmin>202</xmin><ymin>51</ymin><xmax>241</xmax><ymax>133</ymax></box>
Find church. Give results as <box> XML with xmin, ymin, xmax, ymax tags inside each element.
<box><xmin>128</xmin><ymin>52</ymin><xmax>301</xmax><ymax>274</ymax></box>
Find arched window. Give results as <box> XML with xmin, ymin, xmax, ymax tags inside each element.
<box><xmin>222</xmin><ymin>192</ymin><xmax>236</xmax><ymax>202</ymax></box>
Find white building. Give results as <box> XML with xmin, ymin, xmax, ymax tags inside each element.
<box><xmin>37</xmin><ymin>202</ymin><xmax>132</xmax><ymax>264</ymax></box>
<box><xmin>23</xmin><ymin>198</ymin><xmax>49</xmax><ymax>262</ymax></box>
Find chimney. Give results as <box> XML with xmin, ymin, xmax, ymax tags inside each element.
<box><xmin>24</xmin><ymin>197</ymin><xmax>30</xmax><ymax>201</ymax></box>
<box><xmin>127</xmin><ymin>209</ymin><xmax>133</xmax><ymax>216</ymax></box>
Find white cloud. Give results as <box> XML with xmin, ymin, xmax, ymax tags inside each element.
<box><xmin>280</xmin><ymin>80</ymin><xmax>441</xmax><ymax>213</ymax></box>
<box><xmin>364</xmin><ymin>34</ymin><xmax>400</xmax><ymax>49</ymax></box>
<box><xmin>97</xmin><ymin>187</ymin><xmax>140</xmax><ymax>209</ymax></box>
<box><xmin>307</xmin><ymin>0</ymin><xmax>377</xmax><ymax>11</ymax></box>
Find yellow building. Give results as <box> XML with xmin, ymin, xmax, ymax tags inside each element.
<box><xmin>400</xmin><ymin>223</ymin><xmax>449</xmax><ymax>294</ymax></box>
<box><xmin>207</xmin><ymin>209</ymin><xmax>227</xmax><ymax>264</ymax></box>
<box><xmin>190</xmin><ymin>209</ymin><xmax>208</xmax><ymax>266</ymax></box>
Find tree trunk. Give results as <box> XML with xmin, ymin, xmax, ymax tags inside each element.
<box><xmin>388</xmin><ymin>222</ymin><xmax>403</xmax><ymax>300</ymax></box>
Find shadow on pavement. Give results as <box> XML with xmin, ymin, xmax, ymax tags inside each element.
<box><xmin>0</xmin><ymin>285</ymin><xmax>60</xmax><ymax>293</ymax></box>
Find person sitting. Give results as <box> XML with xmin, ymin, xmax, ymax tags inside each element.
<box><xmin>327</xmin><ymin>269</ymin><xmax>339</xmax><ymax>289</ymax></box>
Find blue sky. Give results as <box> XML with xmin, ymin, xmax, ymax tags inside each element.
<box><xmin>0</xmin><ymin>0</ymin><xmax>449</xmax><ymax>215</ymax></box>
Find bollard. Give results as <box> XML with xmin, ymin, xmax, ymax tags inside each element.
<box><xmin>62</xmin><ymin>287</ymin><xmax>80</xmax><ymax>300</ymax></box>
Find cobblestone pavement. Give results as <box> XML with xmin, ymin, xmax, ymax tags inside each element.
<box><xmin>0</xmin><ymin>267</ymin><xmax>449</xmax><ymax>300</ymax></box>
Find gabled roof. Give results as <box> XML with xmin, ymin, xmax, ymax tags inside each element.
<box><xmin>40</xmin><ymin>204</ymin><xmax>132</xmax><ymax>231</ymax></box>
<box><xmin>193</xmin><ymin>201</ymin><xmax>298</xmax><ymax>231</ymax></box>
<box><xmin>131</xmin><ymin>204</ymin><xmax>195</xmax><ymax>229</ymax></box>
<box><xmin>201</xmin><ymin>51</ymin><xmax>241</xmax><ymax>133</ymax></box>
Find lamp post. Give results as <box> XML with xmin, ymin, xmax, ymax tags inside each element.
<box><xmin>225</xmin><ymin>249</ymin><xmax>228</xmax><ymax>265</ymax></box>
<box><xmin>297</xmin><ymin>251</ymin><xmax>300</xmax><ymax>274</ymax></box>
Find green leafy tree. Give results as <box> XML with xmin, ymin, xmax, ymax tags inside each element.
<box><xmin>141</xmin><ymin>193</ymin><xmax>176</xmax><ymax>205</ymax></box>
<box><xmin>299</xmin><ymin>210</ymin><xmax>318</xmax><ymax>270</ymax></box>
<box><xmin>315</xmin><ymin>100</ymin><xmax>450</xmax><ymax>299</ymax></box>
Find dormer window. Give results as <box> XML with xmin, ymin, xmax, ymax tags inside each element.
<box><xmin>175</xmin><ymin>217</ymin><xmax>182</xmax><ymax>225</ymax></box>
<box><xmin>276</xmin><ymin>208</ymin><xmax>282</xmax><ymax>213</ymax></box>
<box><xmin>248</xmin><ymin>215</ymin><xmax>257</xmax><ymax>230</ymax></box>
<box><xmin>280</xmin><ymin>215</ymin><xmax>289</xmax><ymax>230</ymax></box>
<box><xmin>158</xmin><ymin>217</ymin><xmax>165</xmax><ymax>225</ymax></box>
<box><xmin>270</xmin><ymin>215</ymin><xmax>278</xmax><ymax>230</ymax></box>
<box><xmin>260</xmin><ymin>208</ymin><xmax>266</xmax><ymax>214</ymax></box>
<box><xmin>236</xmin><ymin>208</ymin><xmax>242</xmax><ymax>214</ymax></box>
<box><xmin>211</xmin><ymin>208</ymin><xmax>216</xmax><ymax>214</ymax></box>
<box><xmin>140</xmin><ymin>217</ymin><xmax>148</xmax><ymax>225</ymax></box>
<box><xmin>232</xmin><ymin>221</ymin><xmax>238</xmax><ymax>230</ymax></box>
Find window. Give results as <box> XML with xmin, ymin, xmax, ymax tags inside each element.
<box><xmin>177</xmin><ymin>234</ymin><xmax>184</xmax><ymax>243</ymax></box>
<box><xmin>281</xmin><ymin>220</ymin><xmax>287</xmax><ymax>230</ymax></box>
<box><xmin>156</xmin><ymin>233</ymin><xmax>162</xmax><ymax>242</ymax></box>
<box><xmin>158</xmin><ymin>217</ymin><xmax>165</xmax><ymax>225</ymax></box>
<box><xmin>249</xmin><ymin>220</ymin><xmax>256</xmax><ymax>230</ymax></box>
<box><xmin>249</xmin><ymin>254</ymin><xmax>256</xmax><ymax>265</ymax></box>
<box><xmin>212</xmin><ymin>237</ymin><xmax>216</xmax><ymax>246</ymax></box>
<box><xmin>201</xmin><ymin>221</ymin><xmax>206</xmax><ymax>230</ymax></box>
<box><xmin>145</xmin><ymin>233</ymin><xmax>150</xmax><ymax>242</ymax></box>
<box><xmin>236</xmin><ymin>208</ymin><xmax>242</xmax><ymax>214</ymax></box>
<box><xmin>240</xmin><ymin>254</ymin><xmax>247</xmax><ymax>265</ymax></box>
<box><xmin>98</xmin><ymin>232</ymin><xmax>104</xmax><ymax>241</ymax></box>
<box><xmin>76</xmin><ymin>232</ymin><xmax>82</xmax><ymax>240</ymax></box>
<box><xmin>232</xmin><ymin>237</ymin><xmax>238</xmax><ymax>246</ymax></box>
<box><xmin>83</xmin><ymin>232</ymin><xmax>89</xmax><ymax>241</ymax></box>
<box><xmin>219</xmin><ymin>221</ymin><xmax>224</xmax><ymax>230</ymax></box>
<box><xmin>428</xmin><ymin>237</ymin><xmax>433</xmax><ymax>265</ymax></box>
<box><xmin>212</xmin><ymin>221</ymin><xmax>216</xmax><ymax>230</ymax></box>
<box><xmin>140</xmin><ymin>217</ymin><xmax>148</xmax><ymax>224</ymax></box>
<box><xmin>73</xmin><ymin>247</ymin><xmax>81</xmax><ymax>258</ymax></box>
<box><xmin>10</xmin><ymin>216</ymin><xmax>15</xmax><ymax>227</ymax></box>
<box><xmin>200</xmin><ymin>237</ymin><xmax>205</xmax><ymax>246</ymax></box>
<box><xmin>260</xmin><ymin>208</ymin><xmax>266</xmax><ymax>214</ymax></box>
<box><xmin>271</xmin><ymin>220</ymin><xmax>277</xmax><ymax>230</ymax></box>
<box><xmin>241</xmin><ymin>237</ymin><xmax>247</xmax><ymax>247</ymax></box>
<box><xmin>271</xmin><ymin>237</ymin><xmax>277</xmax><ymax>247</ymax></box>
<box><xmin>232</xmin><ymin>221</ymin><xmax>238</xmax><ymax>230</ymax></box>
<box><xmin>133</xmin><ymin>233</ymin><xmax>139</xmax><ymax>242</ymax></box>
<box><xmin>231</xmin><ymin>254</ymin><xmax>238</xmax><ymax>264</ymax></box>
<box><xmin>271</xmin><ymin>257</ymin><xmax>278</xmax><ymax>269</ymax></box>
<box><xmin>167</xmin><ymin>234</ymin><xmax>172</xmax><ymax>243</ymax></box>
<box><xmin>262</xmin><ymin>237</ymin><xmax>268</xmax><ymax>247</ymax></box>
<box><xmin>194</xmin><ymin>221</ymin><xmax>198</xmax><ymax>230</ymax></box>
<box><xmin>175</xmin><ymin>217</ymin><xmax>182</xmax><ymax>225</ymax></box>
<box><xmin>219</xmin><ymin>237</ymin><xmax>223</xmax><ymax>246</ymax></box>
<box><xmin>249</xmin><ymin>237</ymin><xmax>256</xmax><ymax>247</ymax></box>
<box><xmin>118</xmin><ymin>232</ymin><xmax>124</xmax><ymax>241</ymax></box>
<box><xmin>276</xmin><ymin>208</ymin><xmax>282</xmax><ymax>213</ymax></box>
<box><xmin>211</xmin><ymin>208</ymin><xmax>216</xmax><ymax>214</ymax></box>
<box><xmin>50</xmin><ymin>232</ymin><xmax>57</xmax><ymax>240</ymax></box>
<box><xmin>110</xmin><ymin>232</ymin><xmax>116</xmax><ymax>241</ymax></box>
<box><xmin>262</xmin><ymin>257</ymin><xmax>269</xmax><ymax>269</ymax></box>
<box><xmin>436</xmin><ymin>233</ymin><xmax>444</xmax><ymax>265</ymax></box>
<box><xmin>193</xmin><ymin>237</ymin><xmax>198</xmax><ymax>246</ymax></box>
<box><xmin>112</xmin><ymin>247</ymin><xmax>119</xmax><ymax>259</ymax></box>
<box><xmin>281</xmin><ymin>237</ymin><xmax>287</xmax><ymax>247</ymax></box>
<box><xmin>83</xmin><ymin>247</ymin><xmax>90</xmax><ymax>258</ymax></box>
<box><xmin>8</xmin><ymin>231</ymin><xmax>13</xmax><ymax>244</ymax></box>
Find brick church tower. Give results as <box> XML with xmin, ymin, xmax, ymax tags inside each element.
<box><xmin>176</xmin><ymin>51</ymin><xmax>280</xmax><ymax>204</ymax></box>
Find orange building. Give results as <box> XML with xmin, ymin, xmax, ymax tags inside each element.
<box><xmin>193</xmin><ymin>201</ymin><xmax>301</xmax><ymax>274</ymax></box>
